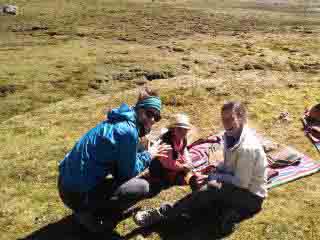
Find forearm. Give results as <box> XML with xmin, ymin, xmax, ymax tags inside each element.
<box><xmin>160</xmin><ymin>158</ymin><xmax>185</xmax><ymax>171</ymax></box>
<box><xmin>208</xmin><ymin>173</ymin><xmax>240</xmax><ymax>186</ymax></box>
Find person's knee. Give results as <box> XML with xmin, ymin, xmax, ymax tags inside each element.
<box><xmin>134</xmin><ymin>179</ymin><xmax>150</xmax><ymax>195</ymax></box>
<box><xmin>117</xmin><ymin>178</ymin><xmax>150</xmax><ymax>198</ymax></box>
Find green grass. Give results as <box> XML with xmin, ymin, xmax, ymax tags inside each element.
<box><xmin>1</xmin><ymin>0</ymin><xmax>320</xmax><ymax>239</ymax></box>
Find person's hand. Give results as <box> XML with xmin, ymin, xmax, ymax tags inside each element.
<box><xmin>149</xmin><ymin>139</ymin><xmax>172</xmax><ymax>160</ymax></box>
<box><xmin>182</xmin><ymin>162</ymin><xmax>194</xmax><ymax>172</ymax></box>
<box><xmin>200</xmin><ymin>164</ymin><xmax>216</xmax><ymax>174</ymax></box>
<box><xmin>207</xmin><ymin>135</ymin><xmax>220</xmax><ymax>142</ymax></box>
<box><xmin>194</xmin><ymin>173</ymin><xmax>208</xmax><ymax>184</ymax></box>
<box><xmin>188</xmin><ymin>172</ymin><xmax>208</xmax><ymax>191</ymax></box>
<box><xmin>207</xmin><ymin>179</ymin><xmax>222</xmax><ymax>189</ymax></box>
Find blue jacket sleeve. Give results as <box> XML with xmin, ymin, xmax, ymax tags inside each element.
<box><xmin>116</xmin><ymin>124</ymin><xmax>152</xmax><ymax>182</ymax></box>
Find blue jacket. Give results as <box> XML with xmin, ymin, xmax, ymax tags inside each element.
<box><xmin>58</xmin><ymin>103</ymin><xmax>151</xmax><ymax>192</ymax></box>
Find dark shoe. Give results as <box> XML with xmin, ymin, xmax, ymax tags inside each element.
<box><xmin>133</xmin><ymin>203</ymin><xmax>172</xmax><ymax>227</ymax></box>
<box><xmin>133</xmin><ymin>208</ymin><xmax>165</xmax><ymax>227</ymax></box>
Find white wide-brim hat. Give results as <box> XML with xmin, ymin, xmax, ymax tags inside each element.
<box><xmin>168</xmin><ymin>113</ymin><xmax>192</xmax><ymax>130</ymax></box>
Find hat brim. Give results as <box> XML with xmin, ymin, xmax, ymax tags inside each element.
<box><xmin>169</xmin><ymin>124</ymin><xmax>192</xmax><ymax>130</ymax></box>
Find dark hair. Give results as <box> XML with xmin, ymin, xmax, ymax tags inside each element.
<box><xmin>221</xmin><ymin>101</ymin><xmax>247</xmax><ymax>122</ymax></box>
<box><xmin>136</xmin><ymin>87</ymin><xmax>159</xmax><ymax>104</ymax></box>
<box><xmin>161</xmin><ymin>130</ymin><xmax>187</xmax><ymax>159</ymax></box>
<box><xmin>311</xmin><ymin>103</ymin><xmax>320</xmax><ymax>111</ymax></box>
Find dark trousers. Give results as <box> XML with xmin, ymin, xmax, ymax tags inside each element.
<box><xmin>149</xmin><ymin>159</ymin><xmax>185</xmax><ymax>186</ymax></box>
<box><xmin>58</xmin><ymin>176</ymin><xmax>160</xmax><ymax>222</ymax></box>
<box><xmin>164</xmin><ymin>183</ymin><xmax>264</xmax><ymax>220</ymax></box>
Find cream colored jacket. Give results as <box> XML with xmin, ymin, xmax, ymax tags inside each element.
<box><xmin>220</xmin><ymin>126</ymin><xmax>268</xmax><ymax>198</ymax></box>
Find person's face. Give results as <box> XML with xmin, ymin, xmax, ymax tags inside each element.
<box><xmin>222</xmin><ymin>109</ymin><xmax>243</xmax><ymax>137</ymax></box>
<box><xmin>137</xmin><ymin>108</ymin><xmax>161</xmax><ymax>137</ymax></box>
<box><xmin>173</xmin><ymin>127</ymin><xmax>189</xmax><ymax>141</ymax></box>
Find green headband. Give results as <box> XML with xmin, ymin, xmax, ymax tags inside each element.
<box><xmin>136</xmin><ymin>96</ymin><xmax>162</xmax><ymax>112</ymax></box>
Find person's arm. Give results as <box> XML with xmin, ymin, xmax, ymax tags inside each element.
<box><xmin>208</xmin><ymin>151</ymin><xmax>241</xmax><ymax>186</ymax></box>
<box><xmin>158</xmin><ymin>149</ymin><xmax>185</xmax><ymax>171</ymax></box>
<box><xmin>183</xmin><ymin>148</ymin><xmax>192</xmax><ymax>164</ymax></box>
<box><xmin>208</xmin><ymin>172</ymin><xmax>240</xmax><ymax>186</ymax></box>
<box><xmin>116</xmin><ymin>125</ymin><xmax>151</xmax><ymax>182</ymax></box>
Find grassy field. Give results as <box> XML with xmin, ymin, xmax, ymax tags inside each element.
<box><xmin>0</xmin><ymin>0</ymin><xmax>320</xmax><ymax>239</ymax></box>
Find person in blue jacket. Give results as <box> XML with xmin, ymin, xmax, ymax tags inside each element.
<box><xmin>58</xmin><ymin>88</ymin><xmax>171</xmax><ymax>233</ymax></box>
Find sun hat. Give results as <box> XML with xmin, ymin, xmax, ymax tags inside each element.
<box><xmin>168</xmin><ymin>113</ymin><xmax>192</xmax><ymax>130</ymax></box>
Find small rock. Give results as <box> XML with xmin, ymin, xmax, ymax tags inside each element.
<box><xmin>205</xmin><ymin>86</ymin><xmax>216</xmax><ymax>91</ymax></box>
<box><xmin>118</xmin><ymin>36</ymin><xmax>136</xmax><ymax>42</ymax></box>
<box><xmin>287</xmin><ymin>83</ymin><xmax>298</xmax><ymax>89</ymax></box>
<box><xmin>304</xmin><ymin>30</ymin><xmax>313</xmax><ymax>34</ymax></box>
<box><xmin>1</xmin><ymin>4</ymin><xmax>18</xmax><ymax>15</ymax></box>
<box><xmin>252</xmin><ymin>64</ymin><xmax>264</xmax><ymax>70</ymax></box>
<box><xmin>129</xmin><ymin>67</ymin><xmax>143</xmax><ymax>73</ymax></box>
<box><xmin>278</xmin><ymin>111</ymin><xmax>291</xmax><ymax>122</ymax></box>
<box><xmin>244</xmin><ymin>63</ymin><xmax>252</xmax><ymax>70</ymax></box>
<box><xmin>181</xmin><ymin>63</ymin><xmax>190</xmax><ymax>69</ymax></box>
<box><xmin>172</xmin><ymin>47</ymin><xmax>185</xmax><ymax>52</ymax></box>
<box><xmin>47</xmin><ymin>31</ymin><xmax>57</xmax><ymax>36</ymax></box>
<box><xmin>144</xmin><ymin>71</ymin><xmax>174</xmax><ymax>81</ymax></box>
<box><xmin>76</xmin><ymin>33</ymin><xmax>86</xmax><ymax>37</ymax></box>
<box><xmin>88</xmin><ymin>82</ymin><xmax>100</xmax><ymax>90</ymax></box>
<box><xmin>31</xmin><ymin>26</ymin><xmax>48</xmax><ymax>31</ymax></box>
<box><xmin>0</xmin><ymin>84</ymin><xmax>16</xmax><ymax>97</ymax></box>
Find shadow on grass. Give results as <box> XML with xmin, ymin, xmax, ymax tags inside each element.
<box><xmin>19</xmin><ymin>215</ymin><xmax>122</xmax><ymax>240</ymax></box>
<box><xmin>20</xmin><ymin>209</ymin><xmax>249</xmax><ymax>240</ymax></box>
<box><xmin>125</xmin><ymin>209</ymin><xmax>236</xmax><ymax>240</ymax></box>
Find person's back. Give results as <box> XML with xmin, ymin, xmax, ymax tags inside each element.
<box><xmin>59</xmin><ymin>104</ymin><xmax>143</xmax><ymax>192</ymax></box>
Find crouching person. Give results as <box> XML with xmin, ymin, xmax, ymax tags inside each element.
<box><xmin>134</xmin><ymin>101</ymin><xmax>267</xmax><ymax>233</ymax></box>
<box><xmin>58</xmin><ymin>88</ymin><xmax>171</xmax><ymax>233</ymax></box>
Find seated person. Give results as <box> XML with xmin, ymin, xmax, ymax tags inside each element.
<box><xmin>134</xmin><ymin>101</ymin><xmax>268</xmax><ymax>232</ymax></box>
<box><xmin>149</xmin><ymin>113</ymin><xmax>193</xmax><ymax>186</ymax></box>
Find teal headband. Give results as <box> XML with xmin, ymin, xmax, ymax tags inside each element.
<box><xmin>135</xmin><ymin>96</ymin><xmax>162</xmax><ymax>112</ymax></box>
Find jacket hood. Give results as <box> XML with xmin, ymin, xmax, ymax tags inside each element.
<box><xmin>107</xmin><ymin>103</ymin><xmax>136</xmax><ymax>124</ymax></box>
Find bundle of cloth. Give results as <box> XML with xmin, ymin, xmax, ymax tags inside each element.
<box><xmin>301</xmin><ymin>103</ymin><xmax>320</xmax><ymax>153</ymax></box>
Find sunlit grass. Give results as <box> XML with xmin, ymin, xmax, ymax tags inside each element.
<box><xmin>1</xmin><ymin>0</ymin><xmax>320</xmax><ymax>239</ymax></box>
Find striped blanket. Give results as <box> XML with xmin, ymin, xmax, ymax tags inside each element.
<box><xmin>267</xmin><ymin>154</ymin><xmax>320</xmax><ymax>189</ymax></box>
<box><xmin>187</xmin><ymin>135</ymin><xmax>320</xmax><ymax>189</ymax></box>
<box><xmin>316</xmin><ymin>142</ymin><xmax>320</xmax><ymax>152</ymax></box>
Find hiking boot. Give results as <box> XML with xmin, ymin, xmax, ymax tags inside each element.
<box><xmin>133</xmin><ymin>208</ymin><xmax>165</xmax><ymax>227</ymax></box>
<box><xmin>74</xmin><ymin>212</ymin><xmax>115</xmax><ymax>233</ymax></box>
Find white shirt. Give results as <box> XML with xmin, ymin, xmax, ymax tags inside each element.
<box><xmin>213</xmin><ymin>126</ymin><xmax>268</xmax><ymax>198</ymax></box>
